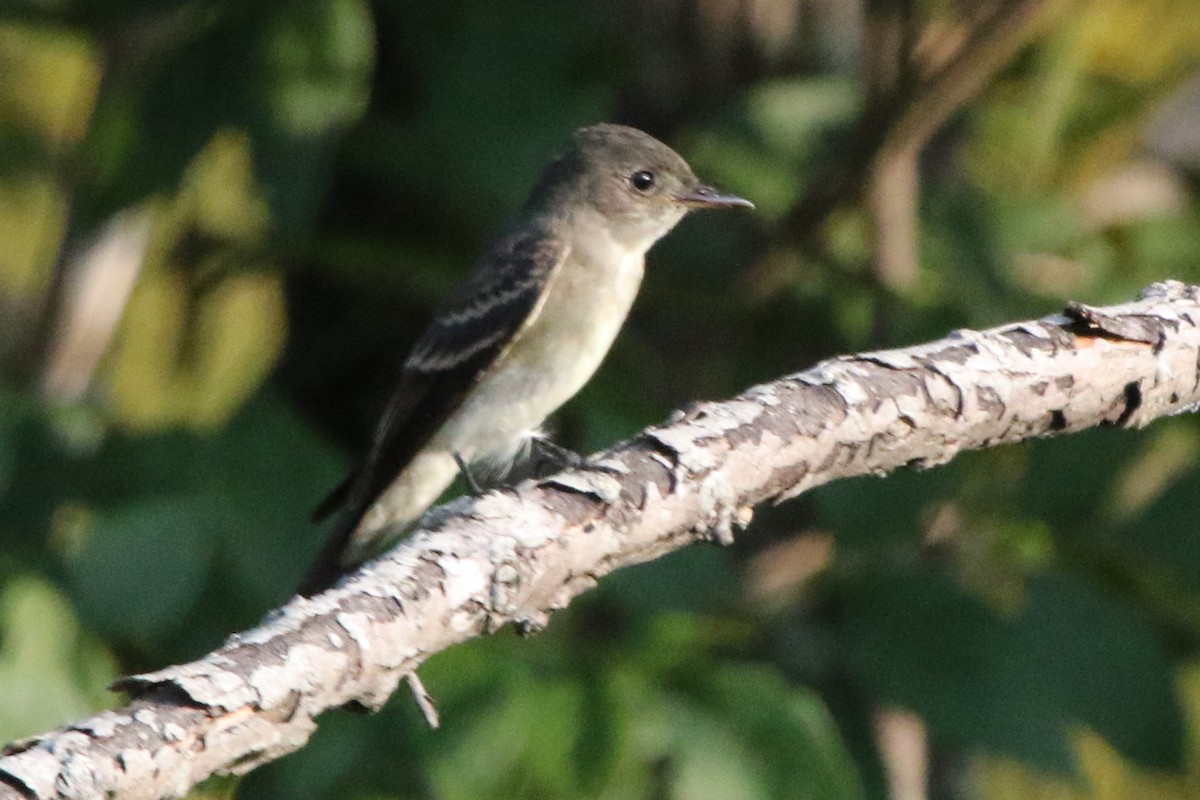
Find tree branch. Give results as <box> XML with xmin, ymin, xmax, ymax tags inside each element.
<box><xmin>6</xmin><ymin>281</ymin><xmax>1200</xmax><ymax>800</ymax></box>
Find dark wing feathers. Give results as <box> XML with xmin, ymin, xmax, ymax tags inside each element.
<box><xmin>342</xmin><ymin>228</ymin><xmax>565</xmax><ymax>517</ymax></box>
<box><xmin>306</xmin><ymin>225</ymin><xmax>567</xmax><ymax>554</ymax></box>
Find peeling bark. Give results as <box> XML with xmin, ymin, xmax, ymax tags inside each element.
<box><xmin>5</xmin><ymin>281</ymin><xmax>1200</xmax><ymax>800</ymax></box>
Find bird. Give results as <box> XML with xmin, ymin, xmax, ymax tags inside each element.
<box><xmin>298</xmin><ymin>123</ymin><xmax>753</xmax><ymax>596</ymax></box>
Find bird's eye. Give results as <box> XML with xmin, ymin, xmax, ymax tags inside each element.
<box><xmin>630</xmin><ymin>170</ymin><xmax>656</xmax><ymax>192</ymax></box>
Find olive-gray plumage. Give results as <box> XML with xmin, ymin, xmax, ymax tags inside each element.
<box><xmin>299</xmin><ymin>124</ymin><xmax>752</xmax><ymax>595</ymax></box>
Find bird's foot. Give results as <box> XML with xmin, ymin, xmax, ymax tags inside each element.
<box><xmin>530</xmin><ymin>438</ymin><xmax>622</xmax><ymax>478</ymax></box>
<box><xmin>454</xmin><ymin>452</ymin><xmax>485</xmax><ymax>495</ymax></box>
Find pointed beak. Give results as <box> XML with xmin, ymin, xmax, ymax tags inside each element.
<box><xmin>675</xmin><ymin>184</ymin><xmax>755</xmax><ymax>210</ymax></box>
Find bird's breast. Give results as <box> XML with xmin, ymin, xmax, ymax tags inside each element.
<box><xmin>519</xmin><ymin>244</ymin><xmax>645</xmax><ymax>378</ymax></box>
<box><xmin>438</xmin><ymin>245</ymin><xmax>646</xmax><ymax>462</ymax></box>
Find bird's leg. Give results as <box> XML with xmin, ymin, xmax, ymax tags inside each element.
<box><xmin>530</xmin><ymin>437</ymin><xmax>623</xmax><ymax>478</ymax></box>
<box><xmin>453</xmin><ymin>453</ymin><xmax>484</xmax><ymax>495</ymax></box>
<box><xmin>530</xmin><ymin>437</ymin><xmax>586</xmax><ymax>470</ymax></box>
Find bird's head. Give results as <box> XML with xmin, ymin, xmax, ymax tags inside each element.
<box><xmin>527</xmin><ymin>124</ymin><xmax>753</xmax><ymax>250</ymax></box>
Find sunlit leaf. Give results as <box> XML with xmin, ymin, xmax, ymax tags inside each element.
<box><xmin>0</xmin><ymin>576</ymin><xmax>117</xmax><ymax>742</ymax></box>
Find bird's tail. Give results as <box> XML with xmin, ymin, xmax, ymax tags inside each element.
<box><xmin>311</xmin><ymin>473</ymin><xmax>354</xmax><ymax>523</ymax></box>
<box><xmin>297</xmin><ymin>451</ymin><xmax>461</xmax><ymax>596</ymax></box>
<box><xmin>295</xmin><ymin>514</ymin><xmax>360</xmax><ymax>597</ymax></box>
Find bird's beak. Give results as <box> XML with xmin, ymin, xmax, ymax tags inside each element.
<box><xmin>675</xmin><ymin>184</ymin><xmax>755</xmax><ymax>209</ymax></box>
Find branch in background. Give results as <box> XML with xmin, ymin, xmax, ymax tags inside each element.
<box><xmin>876</xmin><ymin>707</ymin><xmax>929</xmax><ymax>800</ymax></box>
<box><xmin>879</xmin><ymin>0</ymin><xmax>1065</xmax><ymax>163</ymax></box>
<box><xmin>873</xmin><ymin>0</ymin><xmax>1069</xmax><ymax>288</ymax></box>
<box><xmin>867</xmin><ymin>147</ymin><xmax>921</xmax><ymax>290</ymax></box>
<box><xmin>860</xmin><ymin>0</ymin><xmax>921</xmax><ymax>292</ymax></box>
<box><xmin>784</xmin><ymin>0</ymin><xmax>1071</xmax><ymax>288</ymax></box>
<box><xmin>861</xmin><ymin>0</ymin><xmax>919</xmax><ymax>112</ymax></box>
<box><xmin>40</xmin><ymin>209</ymin><xmax>152</xmax><ymax>402</ymax></box>
<box><xmin>4</xmin><ymin>280</ymin><xmax>1200</xmax><ymax>800</ymax></box>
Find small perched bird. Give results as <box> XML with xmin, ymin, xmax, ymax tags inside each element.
<box><xmin>298</xmin><ymin>123</ymin><xmax>753</xmax><ymax>595</ymax></box>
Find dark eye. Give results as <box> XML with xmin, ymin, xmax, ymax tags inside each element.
<box><xmin>630</xmin><ymin>170</ymin><xmax>655</xmax><ymax>192</ymax></box>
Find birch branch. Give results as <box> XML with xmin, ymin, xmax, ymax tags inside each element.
<box><xmin>5</xmin><ymin>280</ymin><xmax>1200</xmax><ymax>800</ymax></box>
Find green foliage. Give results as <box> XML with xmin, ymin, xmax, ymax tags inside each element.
<box><xmin>3</xmin><ymin>1</ymin><xmax>1200</xmax><ymax>799</ymax></box>
<box><xmin>0</xmin><ymin>394</ymin><xmax>343</xmax><ymax>663</ymax></box>
<box><xmin>0</xmin><ymin>576</ymin><xmax>117</xmax><ymax>744</ymax></box>
<box><xmin>843</xmin><ymin>568</ymin><xmax>1181</xmax><ymax>773</ymax></box>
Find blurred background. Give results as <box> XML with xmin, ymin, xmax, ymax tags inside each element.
<box><xmin>2</xmin><ymin>0</ymin><xmax>1200</xmax><ymax>797</ymax></box>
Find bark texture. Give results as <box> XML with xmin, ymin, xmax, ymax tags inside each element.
<box><xmin>5</xmin><ymin>281</ymin><xmax>1200</xmax><ymax>800</ymax></box>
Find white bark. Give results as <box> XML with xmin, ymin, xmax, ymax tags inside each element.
<box><xmin>5</xmin><ymin>280</ymin><xmax>1200</xmax><ymax>800</ymax></box>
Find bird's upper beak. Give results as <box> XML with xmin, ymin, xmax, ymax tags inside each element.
<box><xmin>675</xmin><ymin>184</ymin><xmax>755</xmax><ymax>209</ymax></box>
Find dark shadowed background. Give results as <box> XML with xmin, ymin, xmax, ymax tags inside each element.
<box><xmin>2</xmin><ymin>0</ymin><xmax>1200</xmax><ymax>798</ymax></box>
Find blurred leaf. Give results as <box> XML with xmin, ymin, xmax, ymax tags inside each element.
<box><xmin>687</xmin><ymin>77</ymin><xmax>860</xmax><ymax>222</ymax></box>
<box><xmin>1080</xmin><ymin>0</ymin><xmax>1200</xmax><ymax>85</ymax></box>
<box><xmin>179</xmin><ymin>129</ymin><xmax>270</xmax><ymax>241</ymax></box>
<box><xmin>815</xmin><ymin>463</ymin><xmax>961</xmax><ymax>551</ymax></box>
<box><xmin>180</xmin><ymin>774</ymin><xmax>241</xmax><ymax>800</ymax></box>
<box><xmin>259</xmin><ymin>0</ymin><xmax>372</xmax><ymax>139</ymax></box>
<box><xmin>666</xmin><ymin>698</ymin><xmax>770</xmax><ymax>800</ymax></box>
<box><xmin>601</xmin><ymin>546</ymin><xmax>742</xmax><ymax>617</ymax></box>
<box><xmin>253</xmin><ymin>0</ymin><xmax>373</xmax><ymax>231</ymax></box>
<box><xmin>1113</xmin><ymin>462</ymin><xmax>1200</xmax><ymax>594</ymax></box>
<box><xmin>687</xmin><ymin>128</ymin><xmax>800</xmax><ymax>220</ymax></box>
<box><xmin>66</xmin><ymin>496</ymin><xmax>219</xmax><ymax>639</ymax></box>
<box><xmin>845</xmin><ymin>567</ymin><xmax>1183</xmax><ymax>772</ymax></box>
<box><xmin>189</xmin><ymin>270</ymin><xmax>288</xmax><ymax>426</ymax></box>
<box><xmin>106</xmin><ymin>262</ymin><xmax>288</xmax><ymax>430</ymax></box>
<box><xmin>0</xmin><ymin>174</ymin><xmax>66</xmax><ymax>301</ymax></box>
<box><xmin>208</xmin><ymin>396</ymin><xmax>345</xmax><ymax>605</ymax></box>
<box><xmin>76</xmin><ymin>0</ymin><xmax>372</xmax><ymax>232</ymax></box>
<box><xmin>743</xmin><ymin>78</ymin><xmax>861</xmax><ymax>161</ymax></box>
<box><xmin>0</xmin><ymin>22</ymin><xmax>98</xmax><ymax>151</ymax></box>
<box><xmin>844</xmin><ymin>567</ymin><xmax>1077</xmax><ymax>773</ymax></box>
<box><xmin>1105</xmin><ymin>420</ymin><xmax>1200</xmax><ymax>524</ymax></box>
<box><xmin>987</xmin><ymin>193</ymin><xmax>1088</xmax><ymax>259</ymax></box>
<box><xmin>1016</xmin><ymin>429</ymin><xmax>1140</xmax><ymax>532</ymax></box>
<box><xmin>676</xmin><ymin>663</ymin><xmax>865</xmax><ymax>800</ymax></box>
<box><xmin>80</xmin><ymin>6</ymin><xmax>253</xmax><ymax>217</ymax></box>
<box><xmin>971</xmin><ymin>663</ymin><xmax>1200</xmax><ymax>800</ymax></box>
<box><xmin>1121</xmin><ymin>214</ymin><xmax>1200</xmax><ymax>288</ymax></box>
<box><xmin>430</xmin><ymin>675</ymin><xmax>583</xmax><ymax>799</ymax></box>
<box><xmin>2</xmin><ymin>389</ymin><xmax>340</xmax><ymax>654</ymax></box>
<box><xmin>105</xmin><ymin>133</ymin><xmax>286</xmax><ymax>431</ymax></box>
<box><xmin>0</xmin><ymin>575</ymin><xmax>117</xmax><ymax>742</ymax></box>
<box><xmin>1019</xmin><ymin>576</ymin><xmax>1184</xmax><ymax>770</ymax></box>
<box><xmin>0</xmin><ymin>388</ymin><xmax>20</xmax><ymax>501</ymax></box>
<box><xmin>573</xmin><ymin>672</ymin><xmax>623</xmax><ymax>793</ymax></box>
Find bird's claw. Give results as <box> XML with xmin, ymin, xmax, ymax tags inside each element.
<box><xmin>453</xmin><ymin>452</ymin><xmax>485</xmax><ymax>495</ymax></box>
<box><xmin>530</xmin><ymin>438</ymin><xmax>622</xmax><ymax>478</ymax></box>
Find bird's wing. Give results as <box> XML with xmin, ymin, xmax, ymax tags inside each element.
<box><xmin>312</xmin><ymin>225</ymin><xmax>570</xmax><ymax>530</ymax></box>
